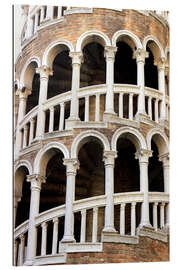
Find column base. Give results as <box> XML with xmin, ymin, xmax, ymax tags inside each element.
<box><xmin>135</xmin><ymin>112</ymin><xmax>150</xmax><ymax>122</ymax></box>
<box><xmin>60</xmin><ymin>235</ymin><xmax>76</xmax><ymax>244</ymax></box>
<box><xmin>65</xmin><ymin>118</ymin><xmax>81</xmax><ymax>129</ymax></box>
<box><xmin>102</xmin><ymin>226</ymin><xmax>117</xmax><ymax>233</ymax></box>
<box><xmin>103</xmin><ymin>112</ymin><xmax>117</xmax><ymax>122</ymax></box>
<box><xmin>136</xmin><ymin>223</ymin><xmax>152</xmax><ymax>234</ymax></box>
<box><xmin>23</xmin><ymin>259</ymin><xmax>34</xmax><ymax>266</ymax></box>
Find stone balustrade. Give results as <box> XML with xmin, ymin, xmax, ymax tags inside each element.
<box><xmin>14</xmin><ymin>191</ymin><xmax>169</xmax><ymax>265</ymax></box>
<box><xmin>17</xmin><ymin>84</ymin><xmax>169</xmax><ymax>153</ymax></box>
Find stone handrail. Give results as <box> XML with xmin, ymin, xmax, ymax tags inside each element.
<box><xmin>113</xmin><ymin>191</ymin><xmax>144</xmax><ymax>204</ymax></box>
<box><xmin>14</xmin><ymin>220</ymin><xmax>29</xmax><ymax>239</ymax></box>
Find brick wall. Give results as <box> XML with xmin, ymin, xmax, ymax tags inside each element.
<box><xmin>67</xmin><ymin>236</ymin><xmax>169</xmax><ymax>264</ymax></box>
<box><xmin>15</xmin><ymin>8</ymin><xmax>169</xmax><ymax>78</ymax></box>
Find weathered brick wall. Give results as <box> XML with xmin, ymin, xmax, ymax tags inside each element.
<box><xmin>15</xmin><ymin>9</ymin><xmax>169</xmax><ymax>79</ymax></box>
<box><xmin>67</xmin><ymin>236</ymin><xmax>169</xmax><ymax>264</ymax></box>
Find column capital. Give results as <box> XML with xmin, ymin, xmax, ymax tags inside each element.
<box><xmin>104</xmin><ymin>46</ymin><xmax>117</xmax><ymax>60</ymax></box>
<box><xmin>41</xmin><ymin>222</ymin><xmax>48</xmax><ymax>229</ymax></box>
<box><xmin>135</xmin><ymin>149</ymin><xmax>153</xmax><ymax>163</ymax></box>
<box><xmin>63</xmin><ymin>158</ymin><xmax>80</xmax><ymax>175</ymax></box>
<box><xmin>27</xmin><ymin>174</ymin><xmax>46</xmax><ymax>190</ymax></box>
<box><xmin>53</xmin><ymin>217</ymin><xmax>59</xmax><ymax>224</ymax></box>
<box><xmin>155</xmin><ymin>57</ymin><xmax>166</xmax><ymax>70</ymax></box>
<box><xmin>159</xmin><ymin>152</ymin><xmax>169</xmax><ymax>166</ymax></box>
<box><xmin>69</xmin><ymin>52</ymin><xmax>83</xmax><ymax>65</ymax></box>
<box><xmin>36</xmin><ymin>65</ymin><xmax>53</xmax><ymax>78</ymax></box>
<box><xmin>16</xmin><ymin>87</ymin><xmax>32</xmax><ymax>99</ymax></box>
<box><xmin>133</xmin><ymin>48</ymin><xmax>149</xmax><ymax>63</ymax></box>
<box><xmin>103</xmin><ymin>150</ymin><xmax>117</xmax><ymax>166</ymax></box>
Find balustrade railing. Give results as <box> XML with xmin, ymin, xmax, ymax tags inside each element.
<box><xmin>14</xmin><ymin>191</ymin><xmax>169</xmax><ymax>265</ymax></box>
<box><xmin>17</xmin><ymin>85</ymin><xmax>169</xmax><ymax>152</ymax></box>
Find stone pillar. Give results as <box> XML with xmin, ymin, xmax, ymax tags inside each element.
<box><xmin>119</xmin><ymin>92</ymin><xmax>124</xmax><ymax>118</ymax></box>
<box><xmin>23</xmin><ymin>124</ymin><xmax>28</xmax><ymax>148</ymax></box>
<box><xmin>157</xmin><ymin>57</ymin><xmax>166</xmax><ymax>123</ymax></box>
<box><xmin>52</xmin><ymin>217</ymin><xmax>59</xmax><ymax>254</ymax></box>
<box><xmin>46</xmin><ymin>6</ymin><xmax>54</xmax><ymax>20</ymax></box>
<box><xmin>59</xmin><ymin>102</ymin><xmax>65</xmax><ymax>131</ymax></box>
<box><xmin>103</xmin><ymin>151</ymin><xmax>117</xmax><ymax>233</ymax></box>
<box><xmin>29</xmin><ymin>118</ymin><xmax>35</xmax><ymax>145</ymax></box>
<box><xmin>58</xmin><ymin>6</ymin><xmax>62</xmax><ymax>18</ymax></box>
<box><xmin>159</xmin><ymin>153</ymin><xmax>170</xmax><ymax>227</ymax></box>
<box><xmin>35</xmin><ymin>66</ymin><xmax>53</xmax><ymax>140</ymax></box>
<box><xmin>19</xmin><ymin>234</ymin><xmax>25</xmax><ymax>266</ymax></box>
<box><xmin>129</xmin><ymin>93</ymin><xmax>133</xmax><ymax>120</ymax></box>
<box><xmin>41</xmin><ymin>222</ymin><xmax>48</xmax><ymax>256</ymax></box>
<box><xmin>24</xmin><ymin>174</ymin><xmax>46</xmax><ymax>265</ymax></box>
<box><xmin>153</xmin><ymin>202</ymin><xmax>158</xmax><ymax>231</ymax></box>
<box><xmin>34</xmin><ymin>12</ymin><xmax>39</xmax><ymax>33</ymax></box>
<box><xmin>15</xmin><ymin>88</ymin><xmax>31</xmax><ymax>156</ymax></box>
<box><xmin>135</xmin><ymin>149</ymin><xmax>152</xmax><ymax>228</ymax></box>
<box><xmin>49</xmin><ymin>106</ymin><xmax>54</xmax><ymax>133</ymax></box>
<box><xmin>134</xmin><ymin>49</ymin><xmax>149</xmax><ymax>118</ymax></box>
<box><xmin>61</xmin><ymin>159</ymin><xmax>79</xmax><ymax>243</ymax></box>
<box><xmin>40</xmin><ymin>6</ymin><xmax>45</xmax><ymax>22</ymax></box>
<box><xmin>80</xmin><ymin>209</ymin><xmax>86</xmax><ymax>243</ymax></box>
<box><xmin>67</xmin><ymin>52</ymin><xmax>83</xmax><ymax>124</ymax></box>
<box><xmin>131</xmin><ymin>202</ymin><xmax>136</xmax><ymax>236</ymax></box>
<box><xmin>148</xmin><ymin>96</ymin><xmax>152</xmax><ymax>120</ymax></box>
<box><xmin>92</xmin><ymin>207</ymin><xmax>98</xmax><ymax>243</ymax></box>
<box><xmin>104</xmin><ymin>46</ymin><xmax>117</xmax><ymax>116</ymax></box>
<box><xmin>159</xmin><ymin>153</ymin><xmax>169</xmax><ymax>193</ymax></box>
<box><xmin>85</xmin><ymin>96</ymin><xmax>89</xmax><ymax>122</ymax></box>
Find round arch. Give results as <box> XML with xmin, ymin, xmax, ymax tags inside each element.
<box><xmin>71</xmin><ymin>130</ymin><xmax>110</xmax><ymax>159</ymax></box>
<box><xmin>19</xmin><ymin>56</ymin><xmax>41</xmax><ymax>89</ymax></box>
<box><xmin>33</xmin><ymin>142</ymin><xmax>70</xmax><ymax>176</ymax></box>
<box><xmin>146</xmin><ymin>128</ymin><xmax>169</xmax><ymax>155</ymax></box>
<box><xmin>14</xmin><ymin>159</ymin><xmax>33</xmax><ymax>175</ymax></box>
<box><xmin>142</xmin><ymin>35</ymin><xmax>165</xmax><ymax>60</ymax></box>
<box><xmin>112</xmin><ymin>30</ymin><xmax>142</xmax><ymax>50</ymax></box>
<box><xmin>111</xmin><ymin>127</ymin><xmax>147</xmax><ymax>151</ymax></box>
<box><xmin>42</xmin><ymin>39</ymin><xmax>75</xmax><ymax>69</ymax></box>
<box><xmin>76</xmin><ymin>30</ymin><xmax>111</xmax><ymax>51</ymax></box>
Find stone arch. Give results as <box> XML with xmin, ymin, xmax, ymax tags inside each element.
<box><xmin>14</xmin><ymin>159</ymin><xmax>33</xmax><ymax>175</ymax></box>
<box><xmin>76</xmin><ymin>30</ymin><xmax>111</xmax><ymax>51</ymax></box>
<box><xmin>42</xmin><ymin>39</ymin><xmax>75</xmax><ymax>69</ymax></box>
<box><xmin>111</xmin><ymin>127</ymin><xmax>147</xmax><ymax>151</ymax></box>
<box><xmin>20</xmin><ymin>56</ymin><xmax>41</xmax><ymax>89</ymax></box>
<box><xmin>71</xmin><ymin>130</ymin><xmax>110</xmax><ymax>159</ymax></box>
<box><xmin>112</xmin><ymin>30</ymin><xmax>142</xmax><ymax>50</ymax></box>
<box><xmin>143</xmin><ymin>35</ymin><xmax>165</xmax><ymax>60</ymax></box>
<box><xmin>33</xmin><ymin>142</ymin><xmax>70</xmax><ymax>176</ymax></box>
<box><xmin>146</xmin><ymin>128</ymin><xmax>169</xmax><ymax>155</ymax></box>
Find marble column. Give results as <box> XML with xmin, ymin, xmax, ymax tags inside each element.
<box><xmin>24</xmin><ymin>174</ymin><xmax>46</xmax><ymax>265</ymax></box>
<box><xmin>61</xmin><ymin>159</ymin><xmax>79</xmax><ymax>243</ymax></box>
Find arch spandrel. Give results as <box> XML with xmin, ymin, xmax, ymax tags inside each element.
<box><xmin>146</xmin><ymin>128</ymin><xmax>169</xmax><ymax>155</ymax></box>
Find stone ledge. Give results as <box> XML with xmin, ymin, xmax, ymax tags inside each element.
<box><xmin>102</xmin><ymin>232</ymin><xmax>139</xmax><ymax>244</ymax></box>
<box><xmin>34</xmin><ymin>253</ymin><xmax>66</xmax><ymax>265</ymax></box>
<box><xmin>137</xmin><ymin>226</ymin><xmax>168</xmax><ymax>243</ymax></box>
<box><xmin>59</xmin><ymin>242</ymin><xmax>103</xmax><ymax>253</ymax></box>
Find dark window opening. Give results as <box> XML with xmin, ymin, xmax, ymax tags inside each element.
<box><xmin>114</xmin><ymin>41</ymin><xmax>137</xmax><ymax>85</ymax></box>
<box><xmin>145</xmin><ymin>47</ymin><xmax>158</xmax><ymax>90</ymax></box>
<box><xmin>47</xmin><ymin>50</ymin><xmax>72</xmax><ymax>99</ymax></box>
<box><xmin>80</xmin><ymin>42</ymin><xmax>106</xmax><ymax>88</ymax></box>
<box><xmin>26</xmin><ymin>73</ymin><xmax>40</xmax><ymax>114</ymax></box>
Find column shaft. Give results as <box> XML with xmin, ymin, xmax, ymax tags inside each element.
<box><xmin>92</xmin><ymin>207</ymin><xmax>98</xmax><ymax>243</ymax></box>
<box><xmin>25</xmin><ymin>175</ymin><xmax>45</xmax><ymax>265</ymax></box>
<box><xmin>104</xmin><ymin>46</ymin><xmax>117</xmax><ymax>115</ymax></box>
<box><xmin>119</xmin><ymin>92</ymin><xmax>123</xmax><ymax>118</ymax></box>
<box><xmin>80</xmin><ymin>210</ymin><xmax>86</xmax><ymax>243</ymax></box>
<box><xmin>52</xmin><ymin>218</ymin><xmax>59</xmax><ymax>255</ymax></box>
<box><xmin>61</xmin><ymin>159</ymin><xmax>79</xmax><ymax>243</ymax></box>
<box><xmin>59</xmin><ymin>103</ymin><xmax>65</xmax><ymax>131</ymax></box>
<box><xmin>103</xmin><ymin>151</ymin><xmax>117</xmax><ymax>233</ymax></box>
<box><xmin>131</xmin><ymin>202</ymin><xmax>136</xmax><ymax>236</ymax></box>
<box><xmin>41</xmin><ymin>222</ymin><xmax>48</xmax><ymax>256</ymax></box>
<box><xmin>153</xmin><ymin>202</ymin><xmax>158</xmax><ymax>230</ymax></box>
<box><xmin>120</xmin><ymin>203</ymin><xmax>125</xmax><ymax>235</ymax></box>
<box><xmin>95</xmin><ymin>94</ymin><xmax>100</xmax><ymax>122</ymax></box>
<box><xmin>85</xmin><ymin>96</ymin><xmax>89</xmax><ymax>122</ymax></box>
<box><xmin>129</xmin><ymin>93</ymin><xmax>133</xmax><ymax>120</ymax></box>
